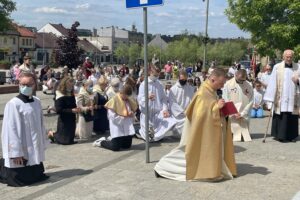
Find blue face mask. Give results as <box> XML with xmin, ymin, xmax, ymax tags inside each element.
<box><xmin>19</xmin><ymin>85</ymin><xmax>33</xmax><ymax>96</ymax></box>
<box><xmin>87</xmin><ymin>86</ymin><xmax>93</xmax><ymax>93</ymax></box>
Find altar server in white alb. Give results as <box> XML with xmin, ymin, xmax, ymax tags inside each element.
<box><xmin>0</xmin><ymin>72</ymin><xmax>49</xmax><ymax>187</ymax></box>
<box><xmin>138</xmin><ymin>66</ymin><xmax>176</xmax><ymax>142</ymax></box>
<box><xmin>93</xmin><ymin>84</ymin><xmax>138</xmax><ymax>151</ymax></box>
<box><xmin>169</xmin><ymin>71</ymin><xmax>195</xmax><ymax>134</ymax></box>
<box><xmin>223</xmin><ymin>69</ymin><xmax>253</xmax><ymax>142</ymax></box>
<box><xmin>264</xmin><ymin>49</ymin><xmax>300</xmax><ymax>142</ymax></box>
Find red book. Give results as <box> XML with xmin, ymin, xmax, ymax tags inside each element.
<box><xmin>221</xmin><ymin>102</ymin><xmax>238</xmax><ymax>116</ymax></box>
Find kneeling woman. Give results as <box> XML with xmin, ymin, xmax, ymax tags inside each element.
<box><xmin>96</xmin><ymin>84</ymin><xmax>137</xmax><ymax>151</ymax></box>
<box><xmin>49</xmin><ymin>77</ymin><xmax>81</xmax><ymax>144</ymax></box>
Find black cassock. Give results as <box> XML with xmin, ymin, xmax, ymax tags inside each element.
<box><xmin>271</xmin><ymin>112</ymin><xmax>299</xmax><ymax>141</ymax></box>
<box><xmin>55</xmin><ymin>95</ymin><xmax>77</xmax><ymax>144</ymax></box>
<box><xmin>93</xmin><ymin>92</ymin><xmax>109</xmax><ymax>133</ymax></box>
<box><xmin>0</xmin><ymin>159</ymin><xmax>48</xmax><ymax>187</ymax></box>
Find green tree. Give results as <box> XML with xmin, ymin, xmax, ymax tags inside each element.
<box><xmin>129</xmin><ymin>44</ymin><xmax>141</xmax><ymax>66</ymax></box>
<box><xmin>140</xmin><ymin>45</ymin><xmax>161</xmax><ymax>64</ymax></box>
<box><xmin>115</xmin><ymin>43</ymin><xmax>129</xmax><ymax>64</ymax></box>
<box><xmin>225</xmin><ymin>0</ymin><xmax>300</xmax><ymax>59</ymax></box>
<box><xmin>0</xmin><ymin>0</ymin><xmax>16</xmax><ymax>31</ymax></box>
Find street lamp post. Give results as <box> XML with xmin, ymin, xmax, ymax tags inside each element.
<box><xmin>203</xmin><ymin>0</ymin><xmax>210</xmax><ymax>70</ymax></box>
<box><xmin>42</xmin><ymin>32</ymin><xmax>45</xmax><ymax>66</ymax></box>
<box><xmin>160</xmin><ymin>34</ymin><xmax>162</xmax><ymax>69</ymax></box>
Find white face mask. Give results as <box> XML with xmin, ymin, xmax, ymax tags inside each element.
<box><xmin>19</xmin><ymin>85</ymin><xmax>33</xmax><ymax>96</ymax></box>
<box><xmin>150</xmin><ymin>76</ymin><xmax>158</xmax><ymax>81</ymax></box>
<box><xmin>87</xmin><ymin>86</ymin><xmax>93</xmax><ymax>93</ymax></box>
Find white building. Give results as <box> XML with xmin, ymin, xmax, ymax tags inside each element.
<box><xmin>38</xmin><ymin>23</ymin><xmax>69</xmax><ymax>37</ymax></box>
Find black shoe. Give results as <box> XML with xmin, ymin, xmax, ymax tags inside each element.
<box><xmin>48</xmin><ymin>135</ymin><xmax>55</xmax><ymax>143</ymax></box>
<box><xmin>40</xmin><ymin>174</ymin><xmax>50</xmax><ymax>182</ymax></box>
<box><xmin>290</xmin><ymin>139</ymin><xmax>297</xmax><ymax>143</ymax></box>
<box><xmin>154</xmin><ymin>170</ymin><xmax>161</xmax><ymax>178</ymax></box>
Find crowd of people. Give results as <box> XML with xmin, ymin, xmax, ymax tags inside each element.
<box><xmin>0</xmin><ymin>49</ymin><xmax>299</xmax><ymax>186</ymax></box>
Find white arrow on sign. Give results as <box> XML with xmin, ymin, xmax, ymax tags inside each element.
<box><xmin>140</xmin><ymin>0</ymin><xmax>148</xmax><ymax>4</ymax></box>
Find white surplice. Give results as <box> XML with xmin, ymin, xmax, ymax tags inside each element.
<box><xmin>260</xmin><ymin>72</ymin><xmax>272</xmax><ymax>87</ymax></box>
<box><xmin>169</xmin><ymin>82</ymin><xmax>195</xmax><ymax>134</ymax></box>
<box><xmin>223</xmin><ymin>78</ymin><xmax>253</xmax><ymax>142</ymax></box>
<box><xmin>138</xmin><ymin>78</ymin><xmax>177</xmax><ymax>141</ymax></box>
<box><xmin>1</xmin><ymin>97</ymin><xmax>48</xmax><ymax>168</ymax></box>
<box><xmin>264</xmin><ymin>62</ymin><xmax>300</xmax><ymax>114</ymax></box>
<box><xmin>107</xmin><ymin>103</ymin><xmax>135</xmax><ymax>139</ymax></box>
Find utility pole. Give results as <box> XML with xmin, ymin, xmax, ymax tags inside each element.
<box><xmin>160</xmin><ymin>34</ymin><xmax>162</xmax><ymax>69</ymax></box>
<box><xmin>42</xmin><ymin>32</ymin><xmax>45</xmax><ymax>66</ymax></box>
<box><xmin>203</xmin><ymin>0</ymin><xmax>210</xmax><ymax>70</ymax></box>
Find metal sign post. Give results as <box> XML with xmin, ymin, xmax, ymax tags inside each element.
<box><xmin>126</xmin><ymin>0</ymin><xmax>163</xmax><ymax>164</ymax></box>
<box><xmin>143</xmin><ymin>7</ymin><xmax>150</xmax><ymax>163</ymax></box>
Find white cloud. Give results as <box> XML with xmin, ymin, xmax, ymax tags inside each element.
<box><xmin>184</xmin><ymin>6</ymin><xmax>200</xmax><ymax>11</ymax></box>
<box><xmin>34</xmin><ymin>7</ymin><xmax>68</xmax><ymax>14</ymax></box>
<box><xmin>75</xmin><ymin>3</ymin><xmax>90</xmax><ymax>10</ymax></box>
<box><xmin>177</xmin><ymin>6</ymin><xmax>201</xmax><ymax>12</ymax></box>
<box><xmin>156</xmin><ymin>12</ymin><xmax>172</xmax><ymax>17</ymax></box>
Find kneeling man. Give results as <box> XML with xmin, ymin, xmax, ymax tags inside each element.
<box><xmin>154</xmin><ymin>68</ymin><xmax>237</xmax><ymax>181</ymax></box>
<box><xmin>0</xmin><ymin>72</ymin><xmax>49</xmax><ymax>186</ymax></box>
<box><xmin>94</xmin><ymin>84</ymin><xmax>137</xmax><ymax>151</ymax></box>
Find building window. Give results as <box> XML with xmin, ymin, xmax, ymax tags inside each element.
<box><xmin>37</xmin><ymin>51</ymin><xmax>44</xmax><ymax>61</ymax></box>
<box><xmin>3</xmin><ymin>38</ymin><xmax>7</xmax><ymax>44</ymax></box>
<box><xmin>26</xmin><ymin>39</ymin><xmax>29</xmax><ymax>46</ymax></box>
<box><xmin>29</xmin><ymin>39</ymin><xmax>32</xmax><ymax>46</ymax></box>
<box><xmin>12</xmin><ymin>37</ymin><xmax>16</xmax><ymax>45</ymax></box>
<box><xmin>22</xmin><ymin>39</ymin><xmax>25</xmax><ymax>46</ymax></box>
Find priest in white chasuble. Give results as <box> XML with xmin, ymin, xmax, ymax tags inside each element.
<box><xmin>169</xmin><ymin>71</ymin><xmax>195</xmax><ymax>135</ymax></box>
<box><xmin>0</xmin><ymin>72</ymin><xmax>49</xmax><ymax>187</ymax></box>
<box><xmin>264</xmin><ymin>49</ymin><xmax>300</xmax><ymax>142</ymax></box>
<box><xmin>138</xmin><ymin>66</ymin><xmax>176</xmax><ymax>142</ymax></box>
<box><xmin>223</xmin><ymin>69</ymin><xmax>253</xmax><ymax>142</ymax></box>
<box><xmin>154</xmin><ymin>68</ymin><xmax>237</xmax><ymax>182</ymax></box>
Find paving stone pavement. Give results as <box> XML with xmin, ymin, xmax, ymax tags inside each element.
<box><xmin>0</xmin><ymin>91</ymin><xmax>299</xmax><ymax>200</ymax></box>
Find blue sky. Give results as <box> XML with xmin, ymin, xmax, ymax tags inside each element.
<box><xmin>11</xmin><ymin>0</ymin><xmax>250</xmax><ymax>38</ymax></box>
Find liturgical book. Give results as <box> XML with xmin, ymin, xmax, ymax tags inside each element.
<box><xmin>221</xmin><ymin>101</ymin><xmax>238</xmax><ymax>116</ymax></box>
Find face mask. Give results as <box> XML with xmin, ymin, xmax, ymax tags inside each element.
<box><xmin>113</xmin><ymin>86</ymin><xmax>119</xmax><ymax>92</ymax></box>
<box><xmin>150</xmin><ymin>76</ymin><xmax>158</xmax><ymax>81</ymax></box>
<box><xmin>179</xmin><ymin>80</ymin><xmax>187</xmax><ymax>86</ymax></box>
<box><xmin>66</xmin><ymin>88</ymin><xmax>73</xmax><ymax>93</ymax></box>
<box><xmin>236</xmin><ymin>79</ymin><xmax>245</xmax><ymax>84</ymax></box>
<box><xmin>19</xmin><ymin>85</ymin><xmax>33</xmax><ymax>96</ymax></box>
<box><xmin>87</xmin><ymin>86</ymin><xmax>93</xmax><ymax>93</ymax></box>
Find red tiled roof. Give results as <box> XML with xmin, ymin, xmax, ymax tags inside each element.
<box><xmin>14</xmin><ymin>24</ymin><xmax>35</xmax><ymax>37</ymax></box>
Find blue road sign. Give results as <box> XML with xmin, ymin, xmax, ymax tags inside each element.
<box><xmin>126</xmin><ymin>0</ymin><xmax>163</xmax><ymax>8</ymax></box>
